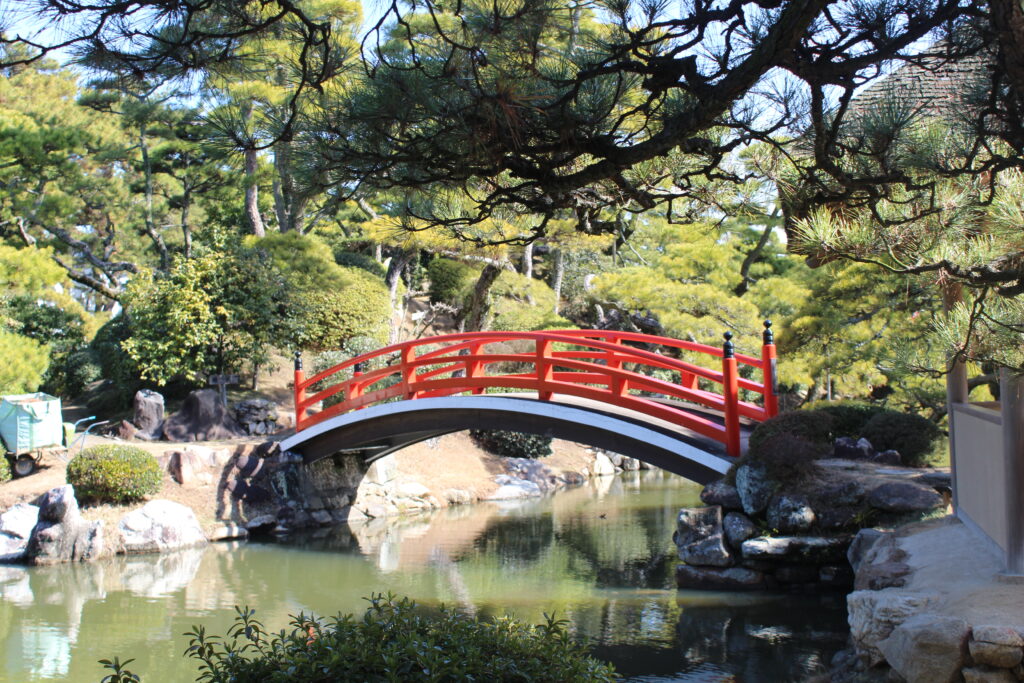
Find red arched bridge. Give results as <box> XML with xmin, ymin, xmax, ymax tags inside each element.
<box><xmin>281</xmin><ymin>324</ymin><xmax>779</xmax><ymax>484</ymax></box>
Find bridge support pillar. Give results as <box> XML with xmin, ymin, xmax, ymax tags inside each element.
<box><xmin>722</xmin><ymin>333</ymin><xmax>741</xmax><ymax>458</ymax></box>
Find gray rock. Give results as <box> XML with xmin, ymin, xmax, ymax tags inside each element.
<box><xmin>486</xmin><ymin>476</ymin><xmax>542</xmax><ymax>499</ymax></box>
<box><xmin>873</xmin><ymin>450</ymin><xmax>902</xmax><ymax>466</ymax></box>
<box><xmin>847</xmin><ymin>591</ymin><xmax>938</xmax><ymax>666</ymax></box>
<box><xmin>675</xmin><ymin>564</ymin><xmax>765</xmax><ymax>591</ymax></box>
<box><xmin>818</xmin><ymin>479</ymin><xmax>865</xmax><ymax>507</ymax></box>
<box><xmin>166</xmin><ymin>450</ymin><xmax>207</xmax><ymax>487</ymax></box>
<box><xmin>333</xmin><ymin>505</ymin><xmax>367</xmax><ymax>523</ymax></box>
<box><xmin>854</xmin><ymin>561</ymin><xmax>912</xmax><ymax>591</ymax></box>
<box><xmin>723</xmin><ymin>512</ymin><xmax>758</xmax><ymax>549</ymax></box>
<box><xmin>835</xmin><ymin>436</ymin><xmax>875</xmax><ymax>460</ymax></box>
<box><xmin>245</xmin><ymin>514</ymin><xmax>276</xmax><ymax>531</ymax></box>
<box><xmin>867</xmin><ymin>482</ymin><xmax>944</xmax><ymax>512</ymax></box>
<box><xmin>620</xmin><ymin>457</ymin><xmax>641</xmax><ymax>471</ymax></box>
<box><xmin>701</xmin><ymin>480</ymin><xmax>743</xmax><ymax>510</ymax></box>
<box><xmin>25</xmin><ymin>485</ymin><xmax>107</xmax><ymax>565</ymax></box>
<box><xmin>207</xmin><ymin>524</ymin><xmax>248</xmax><ymax>541</ymax></box>
<box><xmin>609</xmin><ymin>453</ymin><xmax>624</xmax><ymax>467</ymax></box>
<box><xmin>848</xmin><ymin>528</ymin><xmax>886</xmax><ymax>573</ymax></box>
<box><xmin>680</xmin><ymin>535</ymin><xmax>734</xmax><ymax>567</ymax></box>
<box><xmin>816</xmin><ymin>506</ymin><xmax>861</xmax><ymax>531</ymax></box>
<box><xmin>735</xmin><ymin>463</ymin><xmax>774</xmax><ymax>516</ymax></box>
<box><xmin>133</xmin><ymin>389</ymin><xmax>165</xmax><ymax>438</ymax></box>
<box><xmin>364</xmin><ymin>457</ymin><xmax>397</xmax><ymax>485</ymax></box>
<box><xmin>0</xmin><ymin>534</ymin><xmax>29</xmax><ymax>563</ymax></box>
<box><xmin>962</xmin><ymin>666</ymin><xmax>1017</xmax><ymax>683</ymax></box>
<box><xmin>766</xmin><ymin>494</ymin><xmax>816</xmax><ymax>533</ymax></box>
<box><xmin>741</xmin><ymin>535</ymin><xmax>850</xmax><ymax>564</ymax></box>
<box><xmin>311</xmin><ymin>510</ymin><xmax>333</xmax><ymax>526</ymax></box>
<box><xmin>969</xmin><ymin>626</ymin><xmax>1024</xmax><ymax>669</ymax></box>
<box><xmin>879</xmin><ymin>614</ymin><xmax>970</xmax><ymax>683</ymax></box>
<box><xmin>0</xmin><ymin>503</ymin><xmax>39</xmax><ymax>540</ymax></box>
<box><xmin>119</xmin><ymin>500</ymin><xmax>208</xmax><ymax>554</ymax></box>
<box><xmin>675</xmin><ymin>506</ymin><xmax>723</xmax><ymax>548</ymax></box>
<box><xmin>444</xmin><ymin>489</ymin><xmax>473</xmax><ymax>506</ymax></box>
<box><xmin>912</xmin><ymin>470</ymin><xmax>953</xmax><ymax>489</ymax></box>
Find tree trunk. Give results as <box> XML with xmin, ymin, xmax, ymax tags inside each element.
<box><xmin>244</xmin><ymin>147</ymin><xmax>265</xmax><ymax>237</ymax></box>
<box><xmin>734</xmin><ymin>217</ymin><xmax>777</xmax><ymax>296</ymax></box>
<box><xmin>462</xmin><ymin>263</ymin><xmax>503</xmax><ymax>332</ymax></box>
<box><xmin>385</xmin><ymin>250</ymin><xmax>416</xmax><ymax>343</ymax></box>
<box><xmin>139</xmin><ymin>130</ymin><xmax>170</xmax><ymax>270</ymax></box>
<box><xmin>181</xmin><ymin>187</ymin><xmax>193</xmax><ymax>259</ymax></box>
<box><xmin>551</xmin><ymin>249</ymin><xmax>565</xmax><ymax>314</ymax></box>
<box><xmin>521</xmin><ymin>242</ymin><xmax>534</xmax><ymax>279</ymax></box>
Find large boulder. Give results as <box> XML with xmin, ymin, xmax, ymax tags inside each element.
<box><xmin>740</xmin><ymin>535</ymin><xmax>850</xmax><ymax>564</ymax></box>
<box><xmin>700</xmin><ymin>479</ymin><xmax>742</xmax><ymax>510</ymax></box>
<box><xmin>165</xmin><ymin>450</ymin><xmax>211</xmax><ymax>487</ymax></box>
<box><xmin>766</xmin><ymin>494</ymin><xmax>816</xmax><ymax>533</ymax></box>
<box><xmin>735</xmin><ymin>463</ymin><xmax>774</xmax><ymax>516</ymax></box>
<box><xmin>118</xmin><ymin>500</ymin><xmax>208</xmax><ymax>554</ymax></box>
<box><xmin>162</xmin><ymin>389</ymin><xmax>245</xmax><ymax>442</ymax></box>
<box><xmin>847</xmin><ymin>590</ymin><xmax>937</xmax><ymax>666</ymax></box>
<box><xmin>25</xmin><ymin>486</ymin><xmax>107</xmax><ymax>565</ymax></box>
<box><xmin>723</xmin><ymin>512</ymin><xmax>758</xmax><ymax>550</ymax></box>
<box><xmin>675</xmin><ymin>506</ymin><xmax>732</xmax><ymax>567</ymax></box>
<box><xmin>0</xmin><ymin>503</ymin><xmax>40</xmax><ymax>562</ymax></box>
<box><xmin>485</xmin><ymin>476</ymin><xmax>542</xmax><ymax>500</ymax></box>
<box><xmin>879</xmin><ymin>614</ymin><xmax>970</xmax><ymax>683</ymax></box>
<box><xmin>133</xmin><ymin>389</ymin><xmax>165</xmax><ymax>440</ymax></box>
<box><xmin>847</xmin><ymin>528</ymin><xmax>886</xmax><ymax>573</ymax></box>
<box><xmin>591</xmin><ymin>452</ymin><xmax>617</xmax><ymax>477</ymax></box>
<box><xmin>866</xmin><ymin>481</ymin><xmax>944</xmax><ymax>512</ymax></box>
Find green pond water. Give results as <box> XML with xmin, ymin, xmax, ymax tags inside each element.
<box><xmin>0</xmin><ymin>470</ymin><xmax>850</xmax><ymax>682</ymax></box>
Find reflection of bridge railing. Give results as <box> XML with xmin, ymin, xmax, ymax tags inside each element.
<box><xmin>294</xmin><ymin>323</ymin><xmax>780</xmax><ymax>457</ymax></box>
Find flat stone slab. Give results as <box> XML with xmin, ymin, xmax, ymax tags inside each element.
<box><xmin>741</xmin><ymin>535</ymin><xmax>851</xmax><ymax>564</ymax></box>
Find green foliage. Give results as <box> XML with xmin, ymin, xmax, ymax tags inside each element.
<box><xmin>748</xmin><ymin>410</ymin><xmax>834</xmax><ymax>455</ymax></box>
<box><xmin>471</xmin><ymin>429</ymin><xmax>553</xmax><ymax>459</ymax></box>
<box><xmin>803</xmin><ymin>401</ymin><xmax>886</xmax><ymax>439</ymax></box>
<box><xmin>0</xmin><ymin>455</ymin><xmax>11</xmax><ymax>484</ymax></box>
<box><xmin>0</xmin><ymin>330</ymin><xmax>49</xmax><ymax>394</ymax></box>
<box><xmin>247</xmin><ymin>232</ymin><xmax>354</xmax><ymax>292</ymax></box>
<box><xmin>298</xmin><ymin>269</ymin><xmax>390</xmax><ymax>351</ymax></box>
<box><xmin>98</xmin><ymin>657</ymin><xmax>141</xmax><ymax>683</ymax></box>
<box><xmin>67</xmin><ymin>445</ymin><xmax>162</xmax><ymax>504</ymax></box>
<box><xmin>861</xmin><ymin>411</ymin><xmax>942</xmax><ymax>467</ymax></box>
<box><xmin>427</xmin><ymin>257</ymin><xmax>477</xmax><ymax>305</ymax></box>
<box><xmin>490</xmin><ymin>271</ymin><xmax>570</xmax><ymax>331</ymax></box>
<box><xmin>180</xmin><ymin>594</ymin><xmax>617</xmax><ymax>682</ymax></box>
<box><xmin>86</xmin><ymin>315</ymin><xmax>141</xmax><ymax>407</ymax></box>
<box><xmin>334</xmin><ymin>250</ymin><xmax>387</xmax><ymax>278</ymax></box>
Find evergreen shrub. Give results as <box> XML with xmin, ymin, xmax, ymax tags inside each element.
<box><xmin>67</xmin><ymin>445</ymin><xmax>162</xmax><ymax>504</ymax></box>
<box><xmin>333</xmin><ymin>251</ymin><xmax>387</xmax><ymax>277</ymax></box>
<box><xmin>471</xmin><ymin>429</ymin><xmax>553</xmax><ymax>459</ymax></box>
<box><xmin>427</xmin><ymin>258</ymin><xmax>478</xmax><ymax>305</ymax></box>
<box><xmin>804</xmin><ymin>401</ymin><xmax>886</xmax><ymax>438</ymax></box>
<box><xmin>861</xmin><ymin>411</ymin><xmax>942</xmax><ymax>467</ymax></box>
<box><xmin>298</xmin><ymin>271</ymin><xmax>390</xmax><ymax>351</ymax></box>
<box><xmin>742</xmin><ymin>434</ymin><xmax>825</xmax><ymax>487</ymax></box>
<box><xmin>747</xmin><ymin>410</ymin><xmax>834</xmax><ymax>455</ymax></box>
<box><xmin>166</xmin><ymin>593</ymin><xmax>618</xmax><ymax>682</ymax></box>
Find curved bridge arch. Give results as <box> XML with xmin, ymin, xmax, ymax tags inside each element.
<box><xmin>280</xmin><ymin>395</ymin><xmax>737</xmax><ymax>484</ymax></box>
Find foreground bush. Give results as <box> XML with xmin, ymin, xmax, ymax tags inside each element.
<box><xmin>102</xmin><ymin>594</ymin><xmax>618</xmax><ymax>682</ymax></box>
<box><xmin>67</xmin><ymin>445</ymin><xmax>161</xmax><ymax>504</ymax></box>
<box><xmin>861</xmin><ymin>411</ymin><xmax>942</xmax><ymax>467</ymax></box>
<box><xmin>471</xmin><ymin>429</ymin><xmax>553</xmax><ymax>459</ymax></box>
<box><xmin>804</xmin><ymin>401</ymin><xmax>886</xmax><ymax>439</ymax></box>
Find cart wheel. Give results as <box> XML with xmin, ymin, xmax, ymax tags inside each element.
<box><xmin>12</xmin><ymin>455</ymin><xmax>35</xmax><ymax>478</ymax></box>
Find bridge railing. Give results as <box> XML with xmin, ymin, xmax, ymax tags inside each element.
<box><xmin>293</xmin><ymin>323</ymin><xmax>779</xmax><ymax>457</ymax></box>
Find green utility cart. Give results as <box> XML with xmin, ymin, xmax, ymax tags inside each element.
<box><xmin>0</xmin><ymin>393</ymin><xmax>65</xmax><ymax>477</ymax></box>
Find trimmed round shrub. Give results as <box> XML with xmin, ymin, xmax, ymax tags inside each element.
<box><xmin>427</xmin><ymin>258</ymin><xmax>478</xmax><ymax>305</ymax></box>
<box><xmin>861</xmin><ymin>411</ymin><xmax>942</xmax><ymax>467</ymax></box>
<box><xmin>67</xmin><ymin>445</ymin><xmax>162</xmax><ymax>504</ymax></box>
<box><xmin>744</xmin><ymin>433</ymin><xmax>825</xmax><ymax>487</ymax></box>
<box><xmin>334</xmin><ymin>250</ymin><xmax>387</xmax><ymax>277</ymax></box>
<box><xmin>471</xmin><ymin>429</ymin><xmax>553</xmax><ymax>459</ymax></box>
<box><xmin>804</xmin><ymin>401</ymin><xmax>886</xmax><ymax>438</ymax></box>
<box><xmin>171</xmin><ymin>593</ymin><xmax>618</xmax><ymax>682</ymax></box>
<box><xmin>748</xmin><ymin>410</ymin><xmax>835</xmax><ymax>454</ymax></box>
<box><xmin>298</xmin><ymin>271</ymin><xmax>391</xmax><ymax>351</ymax></box>
<box><xmin>0</xmin><ymin>456</ymin><xmax>10</xmax><ymax>484</ymax></box>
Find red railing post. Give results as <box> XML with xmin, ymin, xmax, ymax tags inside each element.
<box><xmin>536</xmin><ymin>338</ymin><xmax>554</xmax><ymax>401</ymax></box>
<box><xmin>722</xmin><ymin>332</ymin><xmax>741</xmax><ymax>458</ymax></box>
<box><xmin>761</xmin><ymin>320</ymin><xmax>779</xmax><ymax>418</ymax></box>
<box><xmin>606</xmin><ymin>337</ymin><xmax>628</xmax><ymax>397</ymax></box>
<box><xmin>294</xmin><ymin>351</ymin><xmax>307</xmax><ymax>430</ymax></box>
<box><xmin>402</xmin><ymin>346</ymin><xmax>420</xmax><ymax>399</ymax></box>
<box><xmin>466</xmin><ymin>342</ymin><xmax>485</xmax><ymax>395</ymax></box>
<box><xmin>348</xmin><ymin>362</ymin><xmax>365</xmax><ymax>409</ymax></box>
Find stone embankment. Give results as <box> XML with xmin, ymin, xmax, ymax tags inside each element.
<box><xmin>834</xmin><ymin>517</ymin><xmax>1024</xmax><ymax>683</ymax></box>
<box><xmin>0</xmin><ymin>433</ymin><xmax>645</xmax><ymax>566</ymax></box>
<box><xmin>674</xmin><ymin>458</ymin><xmax>950</xmax><ymax>591</ymax></box>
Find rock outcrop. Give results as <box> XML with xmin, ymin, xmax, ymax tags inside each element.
<box><xmin>119</xmin><ymin>500</ymin><xmax>208</xmax><ymax>554</ymax></box>
<box><xmin>162</xmin><ymin>389</ymin><xmax>246</xmax><ymax>442</ymax></box>
<box><xmin>25</xmin><ymin>486</ymin><xmax>108</xmax><ymax>565</ymax></box>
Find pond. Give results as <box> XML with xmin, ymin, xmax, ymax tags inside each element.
<box><xmin>0</xmin><ymin>470</ymin><xmax>849</xmax><ymax>681</ymax></box>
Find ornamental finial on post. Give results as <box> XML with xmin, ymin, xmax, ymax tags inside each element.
<box><xmin>763</xmin><ymin>320</ymin><xmax>774</xmax><ymax>345</ymax></box>
<box><xmin>723</xmin><ymin>331</ymin><xmax>734</xmax><ymax>359</ymax></box>
<box><xmin>294</xmin><ymin>350</ymin><xmax>303</xmax><ymax>371</ymax></box>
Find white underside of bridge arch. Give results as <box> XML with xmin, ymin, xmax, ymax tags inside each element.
<box><xmin>281</xmin><ymin>395</ymin><xmax>733</xmax><ymax>478</ymax></box>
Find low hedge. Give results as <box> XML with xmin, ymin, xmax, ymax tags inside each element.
<box><xmin>67</xmin><ymin>445</ymin><xmax>162</xmax><ymax>504</ymax></box>
<box><xmin>804</xmin><ymin>401</ymin><xmax>886</xmax><ymax>438</ymax></box>
<box><xmin>471</xmin><ymin>429</ymin><xmax>553</xmax><ymax>459</ymax></box>
<box><xmin>747</xmin><ymin>410</ymin><xmax>835</xmax><ymax>455</ymax></box>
